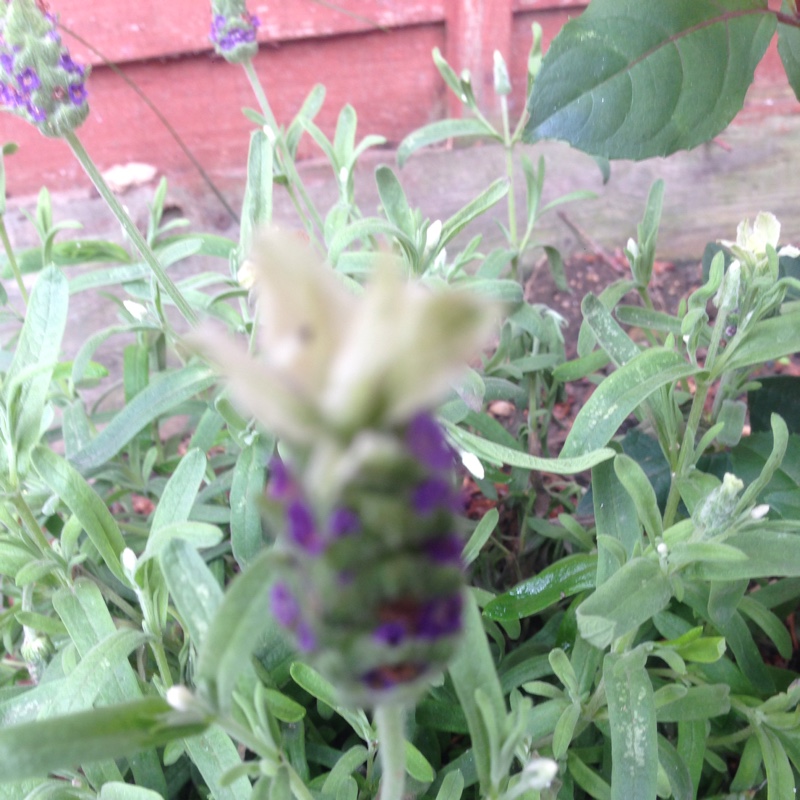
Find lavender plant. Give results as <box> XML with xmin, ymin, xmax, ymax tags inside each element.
<box><xmin>0</xmin><ymin>1</ymin><xmax>799</xmax><ymax>799</ymax></box>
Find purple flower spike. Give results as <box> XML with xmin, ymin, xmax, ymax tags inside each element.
<box><xmin>296</xmin><ymin>621</ymin><xmax>316</xmax><ymax>652</ymax></box>
<box><xmin>329</xmin><ymin>507</ymin><xmax>360</xmax><ymax>538</ymax></box>
<box><xmin>16</xmin><ymin>67</ymin><xmax>40</xmax><ymax>93</ymax></box>
<box><xmin>270</xmin><ymin>581</ymin><xmax>299</xmax><ymax>628</ymax></box>
<box><xmin>405</xmin><ymin>413</ymin><xmax>455</xmax><ymax>471</ymax></box>
<box><xmin>268</xmin><ymin>457</ymin><xmax>294</xmax><ymax>500</ymax></box>
<box><xmin>288</xmin><ymin>500</ymin><xmax>324</xmax><ymax>554</ymax></box>
<box><xmin>412</xmin><ymin>476</ymin><xmax>457</xmax><ymax>516</ymax></box>
<box><xmin>373</xmin><ymin>621</ymin><xmax>407</xmax><ymax>646</ymax></box>
<box><xmin>68</xmin><ymin>83</ymin><xmax>87</xmax><ymax>106</ymax></box>
<box><xmin>418</xmin><ymin>594</ymin><xmax>464</xmax><ymax>639</ymax></box>
<box><xmin>425</xmin><ymin>534</ymin><xmax>465</xmax><ymax>566</ymax></box>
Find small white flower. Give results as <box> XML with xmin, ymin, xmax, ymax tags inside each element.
<box><xmin>626</xmin><ymin>237</ymin><xmax>639</xmax><ymax>261</ymax></box>
<box><xmin>123</xmin><ymin>300</ymin><xmax>148</xmax><ymax>321</ymax></box>
<box><xmin>425</xmin><ymin>220</ymin><xmax>442</xmax><ymax>253</ymax></box>
<box><xmin>166</xmin><ymin>685</ymin><xmax>195</xmax><ymax>712</ymax></box>
<box><xmin>460</xmin><ymin>450</ymin><xmax>484</xmax><ymax>480</ymax></box>
<box><xmin>751</xmin><ymin>504</ymin><xmax>770</xmax><ymax>520</ymax></box>
<box><xmin>121</xmin><ymin>547</ymin><xmax>138</xmax><ymax>575</ymax></box>
<box><xmin>657</xmin><ymin>542</ymin><xmax>668</xmax><ymax>556</ymax></box>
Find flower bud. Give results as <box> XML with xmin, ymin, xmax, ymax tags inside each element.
<box><xmin>493</xmin><ymin>50</ymin><xmax>511</xmax><ymax>96</ymax></box>
<box><xmin>209</xmin><ymin>0</ymin><xmax>260</xmax><ymax>64</ymax></box>
<box><xmin>0</xmin><ymin>0</ymin><xmax>90</xmax><ymax>137</ymax></box>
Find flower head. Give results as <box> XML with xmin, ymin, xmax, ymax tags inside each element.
<box><xmin>209</xmin><ymin>1</ymin><xmax>260</xmax><ymax>63</ymax></box>
<box><xmin>194</xmin><ymin>230</ymin><xmax>493</xmax><ymax>706</ymax></box>
<box><xmin>0</xmin><ymin>0</ymin><xmax>89</xmax><ymax>137</ymax></box>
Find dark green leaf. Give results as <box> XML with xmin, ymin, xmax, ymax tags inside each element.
<box><xmin>525</xmin><ymin>0</ymin><xmax>775</xmax><ymax>159</ymax></box>
<box><xmin>779</xmin><ymin>2</ymin><xmax>800</xmax><ymax>101</ymax></box>
<box><xmin>484</xmin><ymin>554</ymin><xmax>597</xmax><ymax>621</ymax></box>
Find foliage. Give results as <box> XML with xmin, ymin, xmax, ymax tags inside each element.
<box><xmin>0</xmin><ymin>2</ymin><xmax>798</xmax><ymax>800</ymax></box>
<box><xmin>524</xmin><ymin>0</ymin><xmax>800</xmax><ymax>160</ymax></box>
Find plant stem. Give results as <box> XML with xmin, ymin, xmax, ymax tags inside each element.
<box><xmin>375</xmin><ymin>703</ymin><xmax>407</xmax><ymax>800</ymax></box>
<box><xmin>0</xmin><ymin>216</ymin><xmax>27</xmax><ymax>305</ymax></box>
<box><xmin>663</xmin><ymin>380</ymin><xmax>710</xmax><ymax>528</ymax></box>
<box><xmin>64</xmin><ymin>131</ymin><xmax>198</xmax><ymax>327</ymax></box>
<box><xmin>500</xmin><ymin>95</ymin><xmax>519</xmax><ymax>281</ymax></box>
<box><xmin>242</xmin><ymin>59</ymin><xmax>325</xmax><ymax>246</ymax></box>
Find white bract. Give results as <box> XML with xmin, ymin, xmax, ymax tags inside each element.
<box><xmin>191</xmin><ymin>231</ymin><xmax>495</xmax><ymax>446</ymax></box>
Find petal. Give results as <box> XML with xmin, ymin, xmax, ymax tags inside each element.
<box><xmin>187</xmin><ymin>326</ymin><xmax>322</xmax><ymax>445</ymax></box>
<box><xmin>247</xmin><ymin>231</ymin><xmax>357</xmax><ymax>398</ymax></box>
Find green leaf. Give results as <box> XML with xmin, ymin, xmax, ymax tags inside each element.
<box><xmin>779</xmin><ymin>2</ymin><xmax>800</xmax><ymax>102</ymax></box>
<box><xmin>99</xmin><ymin>783</ymin><xmax>165</xmax><ymax>800</ymax></box>
<box><xmin>230</xmin><ymin>437</ymin><xmax>268</xmax><ymax>567</ymax></box>
<box><xmin>462</xmin><ymin>508</ymin><xmax>498</xmax><ymax>566</ymax></box>
<box><xmin>657</xmin><ymin>736</ymin><xmax>693</xmax><ymax>800</ymax></box>
<box><xmin>405</xmin><ymin>740</ymin><xmax>435</xmax><ymax>784</ymax></box>
<box><xmin>160</xmin><ymin>538</ymin><xmax>223</xmax><ymax>649</ymax></box>
<box><xmin>4</xmin><ymin>266</ymin><xmax>68</xmax><ymax>472</ymax></box>
<box><xmin>239</xmin><ymin>128</ymin><xmax>274</xmax><ymax>256</ymax></box>
<box><xmin>604</xmin><ymin>650</ymin><xmax>658</xmax><ymax>800</ymax></box>
<box><xmin>440</xmin><ymin>179</ymin><xmax>509</xmax><ymax>250</ymax></box>
<box><xmin>184</xmin><ymin>727</ymin><xmax>253</xmax><ymax>800</ymax></box>
<box><xmin>561</xmin><ymin>348</ymin><xmax>697</xmax><ymax>458</ymax></box>
<box><xmin>195</xmin><ymin>548</ymin><xmax>280</xmax><ymax>711</ymax></box>
<box><xmin>757</xmin><ymin>725</ymin><xmax>796</xmax><ymax>800</ymax></box>
<box><xmin>524</xmin><ymin>0</ymin><xmax>776</xmax><ymax>159</ymax></box>
<box><xmin>449</xmin><ymin>591</ymin><xmax>506</xmax><ymax>793</ymax></box>
<box><xmin>434</xmin><ymin>770</ymin><xmax>464</xmax><ymax>800</ymax></box>
<box><xmin>32</xmin><ymin>447</ymin><xmax>126</xmax><ymax>583</ymax></box>
<box><xmin>444</xmin><ymin>421</ymin><xmax>614</xmax><ymax>473</ymax></box>
<box><xmin>375</xmin><ymin>166</ymin><xmax>415</xmax><ymax>237</ymax></box>
<box><xmin>718</xmin><ymin>312</ymin><xmax>800</xmax><ymax>375</ymax></box>
<box><xmin>614</xmin><ymin>454</ymin><xmax>662</xmax><ymax>542</ymax></box>
<box><xmin>577</xmin><ymin>557</ymin><xmax>672</xmax><ymax>648</ymax></box>
<box><xmin>0</xmin><ymin>698</ymin><xmax>207</xmax><ymax>782</ymax></box>
<box><xmin>655</xmin><ymin>684</ymin><xmax>730</xmax><ymax>722</ymax></box>
<box><xmin>397</xmin><ymin>119</ymin><xmax>495</xmax><ymax>167</ymax></box>
<box><xmin>592</xmin><ymin>459</ymin><xmax>640</xmax><ymax>585</ymax></box>
<box><xmin>70</xmin><ymin>364</ymin><xmax>215</xmax><ymax>472</ymax></box>
<box><xmin>289</xmin><ymin>663</ymin><xmax>373</xmax><ymax>743</ymax></box>
<box><xmin>484</xmin><ymin>554</ymin><xmax>597</xmax><ymax>621</ymax></box>
<box><xmin>151</xmin><ymin>448</ymin><xmax>207</xmax><ymax>532</ymax></box>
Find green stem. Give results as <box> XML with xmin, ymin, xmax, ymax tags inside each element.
<box><xmin>375</xmin><ymin>703</ymin><xmax>407</xmax><ymax>800</ymax></box>
<box><xmin>500</xmin><ymin>96</ymin><xmax>519</xmax><ymax>281</ymax></box>
<box><xmin>0</xmin><ymin>216</ymin><xmax>27</xmax><ymax>305</ymax></box>
<box><xmin>663</xmin><ymin>380</ymin><xmax>710</xmax><ymax>528</ymax></box>
<box><xmin>64</xmin><ymin>131</ymin><xmax>198</xmax><ymax>327</ymax></box>
<box><xmin>10</xmin><ymin>493</ymin><xmax>55</xmax><ymax>560</ymax></box>
<box><xmin>241</xmin><ymin>60</ymin><xmax>325</xmax><ymax>246</ymax></box>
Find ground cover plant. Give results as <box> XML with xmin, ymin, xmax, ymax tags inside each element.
<box><xmin>0</xmin><ymin>0</ymin><xmax>800</xmax><ymax>798</ymax></box>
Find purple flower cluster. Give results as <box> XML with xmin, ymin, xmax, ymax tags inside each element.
<box><xmin>372</xmin><ymin>592</ymin><xmax>463</xmax><ymax>648</ymax></box>
<box><xmin>209</xmin><ymin>12</ymin><xmax>260</xmax><ymax>59</ymax></box>
<box><xmin>269</xmin><ymin>581</ymin><xmax>315</xmax><ymax>652</ymax></box>
<box><xmin>0</xmin><ymin>5</ymin><xmax>89</xmax><ymax>135</ymax></box>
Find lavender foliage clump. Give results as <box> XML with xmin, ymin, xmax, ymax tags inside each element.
<box><xmin>0</xmin><ymin>0</ymin><xmax>89</xmax><ymax>137</ymax></box>
<box><xmin>209</xmin><ymin>0</ymin><xmax>260</xmax><ymax>64</ymax></box>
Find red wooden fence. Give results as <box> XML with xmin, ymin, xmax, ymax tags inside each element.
<box><xmin>0</xmin><ymin>0</ymin><xmax>792</xmax><ymax>197</ymax></box>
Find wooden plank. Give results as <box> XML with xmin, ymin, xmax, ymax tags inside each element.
<box><xmin>1</xmin><ymin>23</ymin><xmax>447</xmax><ymax>197</ymax></box>
<box><xmin>57</xmin><ymin>0</ymin><xmax>445</xmax><ymax>67</ymax></box>
<box><xmin>444</xmin><ymin>0</ymin><xmax>514</xmax><ymax>118</ymax></box>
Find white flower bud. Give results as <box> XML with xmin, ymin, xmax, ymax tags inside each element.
<box><xmin>121</xmin><ymin>547</ymin><xmax>138</xmax><ymax>575</ymax></box>
<box><xmin>166</xmin><ymin>685</ymin><xmax>196</xmax><ymax>712</ymax></box>
<box><xmin>425</xmin><ymin>220</ymin><xmax>442</xmax><ymax>253</ymax></box>
<box><xmin>460</xmin><ymin>450</ymin><xmax>484</xmax><ymax>480</ymax></box>
<box><xmin>750</xmin><ymin>504</ymin><xmax>770</xmax><ymax>520</ymax></box>
<box><xmin>123</xmin><ymin>300</ymin><xmax>148</xmax><ymax>321</ymax></box>
<box><xmin>657</xmin><ymin>542</ymin><xmax>668</xmax><ymax>556</ymax></box>
<box><xmin>492</xmin><ymin>50</ymin><xmax>511</xmax><ymax>95</ymax></box>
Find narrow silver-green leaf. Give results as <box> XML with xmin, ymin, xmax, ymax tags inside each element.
<box><xmin>397</xmin><ymin>119</ymin><xmax>495</xmax><ymax>167</ymax></box>
<box><xmin>32</xmin><ymin>447</ymin><xmax>126</xmax><ymax>583</ymax></box>
<box><xmin>230</xmin><ymin>438</ymin><xmax>268</xmax><ymax>567</ymax></box>
<box><xmin>151</xmin><ymin>448</ymin><xmax>207</xmax><ymax>533</ymax></box>
<box><xmin>462</xmin><ymin>508</ymin><xmax>498</xmax><ymax>566</ymax></box>
<box><xmin>184</xmin><ymin>727</ymin><xmax>253</xmax><ymax>800</ymax></box>
<box><xmin>440</xmin><ymin>179</ymin><xmax>509</xmax><ymax>250</ymax></box>
<box><xmin>604</xmin><ymin>650</ymin><xmax>658</xmax><ymax>800</ymax></box>
<box><xmin>70</xmin><ymin>364</ymin><xmax>215</xmax><ymax>472</ymax></box>
<box><xmin>577</xmin><ymin>557</ymin><xmax>672</xmax><ymax>648</ymax></box>
<box><xmin>561</xmin><ymin>349</ymin><xmax>697</xmax><ymax>458</ymax></box>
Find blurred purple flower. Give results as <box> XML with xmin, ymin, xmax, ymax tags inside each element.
<box><xmin>329</xmin><ymin>506</ymin><xmax>360</xmax><ymax>538</ymax></box>
<box><xmin>412</xmin><ymin>476</ymin><xmax>458</xmax><ymax>515</ymax></box>
<box><xmin>288</xmin><ymin>499</ymin><xmax>324</xmax><ymax>554</ymax></box>
<box><xmin>269</xmin><ymin>581</ymin><xmax>299</xmax><ymax>627</ymax></box>
<box><xmin>405</xmin><ymin>413</ymin><xmax>455</xmax><ymax>471</ymax></box>
<box><xmin>418</xmin><ymin>594</ymin><xmax>463</xmax><ymax>639</ymax></box>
